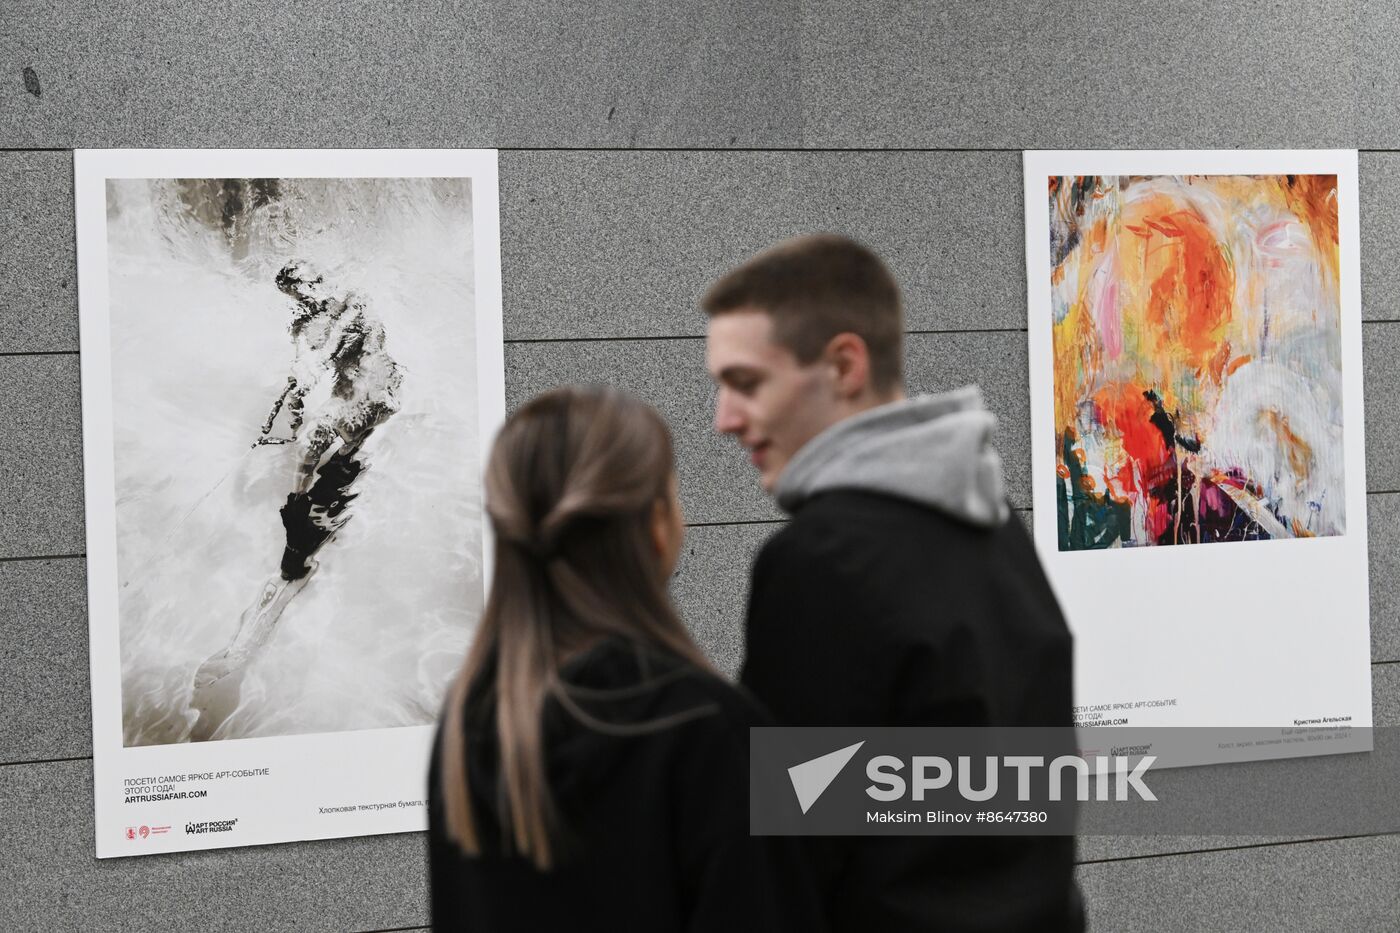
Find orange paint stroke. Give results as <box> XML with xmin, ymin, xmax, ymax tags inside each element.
<box><xmin>1142</xmin><ymin>209</ymin><xmax>1234</xmax><ymax>369</ymax></box>
<box><xmin>1092</xmin><ymin>382</ymin><xmax>1172</xmax><ymax>496</ymax></box>
<box><xmin>1279</xmin><ymin>173</ymin><xmax>1340</xmax><ymax>290</ymax></box>
<box><xmin>1259</xmin><ymin>408</ymin><xmax>1314</xmax><ymax>481</ymax></box>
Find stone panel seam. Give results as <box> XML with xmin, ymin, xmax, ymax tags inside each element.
<box><xmin>1075</xmin><ymin>830</ymin><xmax>1400</xmax><ymax>867</ymax></box>
<box><xmin>0</xmin><ymin>553</ymin><xmax>83</xmax><ymax>564</ymax></box>
<box><xmin>0</xmin><ymin>754</ymin><xmax>90</xmax><ymax>769</ymax></box>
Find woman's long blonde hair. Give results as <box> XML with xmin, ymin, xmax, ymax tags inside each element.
<box><xmin>438</xmin><ymin>386</ymin><xmax>712</xmax><ymax>869</ymax></box>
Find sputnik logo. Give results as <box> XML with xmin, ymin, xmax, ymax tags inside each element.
<box><xmin>787</xmin><ymin>741</ymin><xmax>865</xmax><ymax>814</ymax></box>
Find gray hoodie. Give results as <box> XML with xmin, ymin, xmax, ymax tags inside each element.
<box><xmin>772</xmin><ymin>385</ymin><xmax>1010</xmax><ymax>527</ymax></box>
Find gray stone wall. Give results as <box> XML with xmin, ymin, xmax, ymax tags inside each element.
<box><xmin>3</xmin><ymin>2</ymin><xmax>1397</xmax><ymax>929</ymax></box>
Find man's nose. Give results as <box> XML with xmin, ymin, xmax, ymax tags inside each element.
<box><xmin>713</xmin><ymin>388</ymin><xmax>745</xmax><ymax>435</ymax></box>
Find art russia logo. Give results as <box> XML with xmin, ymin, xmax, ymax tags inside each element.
<box><xmin>184</xmin><ymin>818</ymin><xmax>239</xmax><ymax>835</ymax></box>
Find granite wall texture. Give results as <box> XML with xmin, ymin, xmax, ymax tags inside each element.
<box><xmin>3</xmin><ymin>2</ymin><xmax>1396</xmax><ymax>929</ymax></box>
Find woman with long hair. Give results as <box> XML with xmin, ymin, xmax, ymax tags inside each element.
<box><xmin>428</xmin><ymin>386</ymin><xmax>822</xmax><ymax>931</ymax></box>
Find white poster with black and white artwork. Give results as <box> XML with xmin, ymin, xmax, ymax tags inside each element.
<box><xmin>75</xmin><ymin>149</ymin><xmax>504</xmax><ymax>857</ymax></box>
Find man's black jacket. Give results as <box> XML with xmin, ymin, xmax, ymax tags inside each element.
<box><xmin>740</xmin><ymin>489</ymin><xmax>1085</xmax><ymax>933</ymax></box>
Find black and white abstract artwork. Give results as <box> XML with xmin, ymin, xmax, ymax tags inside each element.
<box><xmin>77</xmin><ymin>150</ymin><xmax>504</xmax><ymax>856</ymax></box>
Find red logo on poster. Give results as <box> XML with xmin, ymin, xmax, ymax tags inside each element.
<box><xmin>125</xmin><ymin>827</ymin><xmax>135</xmax><ymax>840</ymax></box>
<box><xmin>139</xmin><ymin>825</ymin><xmax>150</xmax><ymax>839</ymax></box>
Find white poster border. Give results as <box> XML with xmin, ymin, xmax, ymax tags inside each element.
<box><xmin>1021</xmin><ymin>150</ymin><xmax>1372</xmax><ymax>761</ymax></box>
<box><xmin>74</xmin><ymin>148</ymin><xmax>505</xmax><ymax>858</ymax></box>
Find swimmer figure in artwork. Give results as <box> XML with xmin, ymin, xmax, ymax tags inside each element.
<box><xmin>191</xmin><ymin>261</ymin><xmax>402</xmax><ymax>709</ymax></box>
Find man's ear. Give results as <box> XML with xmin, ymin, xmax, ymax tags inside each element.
<box><xmin>824</xmin><ymin>332</ymin><xmax>872</xmax><ymax>399</ymax></box>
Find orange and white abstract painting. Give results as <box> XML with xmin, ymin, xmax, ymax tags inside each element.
<box><xmin>1048</xmin><ymin>173</ymin><xmax>1344</xmax><ymax>550</ymax></box>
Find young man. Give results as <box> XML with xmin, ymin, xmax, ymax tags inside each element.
<box><xmin>704</xmin><ymin>234</ymin><xmax>1084</xmax><ymax>932</ymax></box>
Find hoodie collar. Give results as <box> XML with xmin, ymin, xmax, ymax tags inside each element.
<box><xmin>772</xmin><ymin>386</ymin><xmax>1010</xmax><ymax>527</ymax></box>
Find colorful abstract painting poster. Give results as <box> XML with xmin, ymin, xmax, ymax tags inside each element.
<box><xmin>76</xmin><ymin>150</ymin><xmax>505</xmax><ymax>857</ymax></box>
<box><xmin>1050</xmin><ymin>172</ymin><xmax>1344</xmax><ymax>551</ymax></box>
<box><xmin>1024</xmin><ymin>150</ymin><xmax>1371</xmax><ymax>765</ymax></box>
